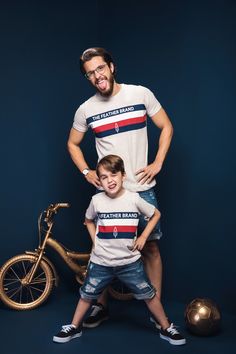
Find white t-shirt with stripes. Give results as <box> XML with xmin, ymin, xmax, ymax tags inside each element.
<box><xmin>73</xmin><ymin>84</ymin><xmax>162</xmax><ymax>192</ymax></box>
<box><xmin>85</xmin><ymin>189</ymin><xmax>155</xmax><ymax>267</ymax></box>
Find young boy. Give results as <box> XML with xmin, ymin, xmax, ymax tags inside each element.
<box><xmin>53</xmin><ymin>155</ymin><xmax>186</xmax><ymax>346</ymax></box>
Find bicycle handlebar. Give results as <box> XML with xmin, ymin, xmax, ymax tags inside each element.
<box><xmin>56</xmin><ymin>203</ymin><xmax>70</xmax><ymax>208</ymax></box>
<box><xmin>45</xmin><ymin>203</ymin><xmax>70</xmax><ymax>220</ymax></box>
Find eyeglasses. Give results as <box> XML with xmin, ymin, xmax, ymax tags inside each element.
<box><xmin>85</xmin><ymin>63</ymin><xmax>108</xmax><ymax>80</ymax></box>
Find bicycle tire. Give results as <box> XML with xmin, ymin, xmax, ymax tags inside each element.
<box><xmin>0</xmin><ymin>254</ymin><xmax>53</xmax><ymax>310</ymax></box>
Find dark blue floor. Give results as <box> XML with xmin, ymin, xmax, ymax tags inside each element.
<box><xmin>1</xmin><ymin>285</ymin><xmax>235</xmax><ymax>354</ymax></box>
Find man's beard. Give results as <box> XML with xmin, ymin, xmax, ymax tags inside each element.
<box><xmin>96</xmin><ymin>75</ymin><xmax>115</xmax><ymax>97</ymax></box>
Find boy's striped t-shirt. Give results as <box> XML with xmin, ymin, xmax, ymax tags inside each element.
<box><xmin>85</xmin><ymin>190</ymin><xmax>155</xmax><ymax>267</ymax></box>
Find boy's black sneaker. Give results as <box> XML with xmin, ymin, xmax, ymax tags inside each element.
<box><xmin>83</xmin><ymin>303</ymin><xmax>109</xmax><ymax>328</ymax></box>
<box><xmin>53</xmin><ymin>324</ymin><xmax>82</xmax><ymax>343</ymax></box>
<box><xmin>160</xmin><ymin>323</ymin><xmax>186</xmax><ymax>345</ymax></box>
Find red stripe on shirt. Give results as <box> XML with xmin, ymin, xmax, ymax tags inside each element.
<box><xmin>93</xmin><ymin>115</ymin><xmax>147</xmax><ymax>133</ymax></box>
<box><xmin>98</xmin><ymin>225</ymin><xmax>137</xmax><ymax>233</ymax></box>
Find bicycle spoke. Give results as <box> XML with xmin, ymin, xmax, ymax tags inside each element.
<box><xmin>19</xmin><ymin>285</ymin><xmax>23</xmax><ymax>304</ymax></box>
<box><xmin>7</xmin><ymin>286</ymin><xmax>22</xmax><ymax>299</ymax></box>
<box><xmin>8</xmin><ymin>267</ymin><xmax>22</xmax><ymax>281</ymax></box>
<box><xmin>30</xmin><ymin>278</ymin><xmax>47</xmax><ymax>285</ymax></box>
<box><xmin>33</xmin><ymin>270</ymin><xmax>47</xmax><ymax>281</ymax></box>
<box><xmin>21</xmin><ymin>260</ymin><xmax>31</xmax><ymax>275</ymax></box>
<box><xmin>21</xmin><ymin>261</ymin><xmax>26</xmax><ymax>274</ymax></box>
<box><xmin>3</xmin><ymin>279</ymin><xmax>21</xmax><ymax>287</ymax></box>
<box><xmin>28</xmin><ymin>286</ymin><xmax>37</xmax><ymax>302</ymax></box>
<box><xmin>28</xmin><ymin>285</ymin><xmax>44</xmax><ymax>293</ymax></box>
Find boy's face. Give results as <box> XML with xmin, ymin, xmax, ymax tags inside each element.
<box><xmin>98</xmin><ymin>166</ymin><xmax>125</xmax><ymax>198</ymax></box>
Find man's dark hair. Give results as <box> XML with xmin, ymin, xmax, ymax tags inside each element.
<box><xmin>80</xmin><ymin>47</ymin><xmax>116</xmax><ymax>76</ymax></box>
<box><xmin>96</xmin><ymin>155</ymin><xmax>125</xmax><ymax>177</ymax></box>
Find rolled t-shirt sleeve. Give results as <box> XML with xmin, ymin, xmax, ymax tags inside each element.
<box><xmin>135</xmin><ymin>193</ymin><xmax>155</xmax><ymax>218</ymax></box>
<box><xmin>85</xmin><ymin>198</ymin><xmax>97</xmax><ymax>220</ymax></box>
<box><xmin>73</xmin><ymin>103</ymin><xmax>88</xmax><ymax>132</ymax></box>
<box><xmin>142</xmin><ymin>86</ymin><xmax>162</xmax><ymax>117</ymax></box>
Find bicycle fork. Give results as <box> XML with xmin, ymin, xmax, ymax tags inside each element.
<box><xmin>23</xmin><ymin>223</ymin><xmax>53</xmax><ymax>285</ymax></box>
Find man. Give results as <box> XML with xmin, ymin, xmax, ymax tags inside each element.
<box><xmin>67</xmin><ymin>47</ymin><xmax>173</xmax><ymax>328</ymax></box>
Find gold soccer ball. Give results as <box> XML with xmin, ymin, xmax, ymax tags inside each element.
<box><xmin>184</xmin><ymin>298</ymin><xmax>221</xmax><ymax>336</ymax></box>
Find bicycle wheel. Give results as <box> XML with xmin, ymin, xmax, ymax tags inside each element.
<box><xmin>0</xmin><ymin>254</ymin><xmax>53</xmax><ymax>310</ymax></box>
<box><xmin>108</xmin><ymin>279</ymin><xmax>133</xmax><ymax>301</ymax></box>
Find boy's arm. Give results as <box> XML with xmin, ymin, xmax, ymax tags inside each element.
<box><xmin>85</xmin><ymin>217</ymin><xmax>96</xmax><ymax>244</ymax></box>
<box><xmin>133</xmin><ymin>208</ymin><xmax>161</xmax><ymax>251</ymax></box>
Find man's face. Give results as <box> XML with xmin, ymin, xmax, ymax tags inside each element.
<box><xmin>98</xmin><ymin>166</ymin><xmax>125</xmax><ymax>198</ymax></box>
<box><xmin>83</xmin><ymin>56</ymin><xmax>115</xmax><ymax>97</ymax></box>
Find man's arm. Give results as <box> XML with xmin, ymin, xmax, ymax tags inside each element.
<box><xmin>67</xmin><ymin>128</ymin><xmax>100</xmax><ymax>188</ymax></box>
<box><xmin>136</xmin><ymin>108</ymin><xmax>173</xmax><ymax>184</ymax></box>
<box><xmin>132</xmin><ymin>208</ymin><xmax>161</xmax><ymax>251</ymax></box>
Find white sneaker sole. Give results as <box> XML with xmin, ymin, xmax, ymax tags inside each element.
<box><xmin>160</xmin><ymin>333</ymin><xmax>186</xmax><ymax>345</ymax></box>
<box><xmin>53</xmin><ymin>331</ymin><xmax>82</xmax><ymax>343</ymax></box>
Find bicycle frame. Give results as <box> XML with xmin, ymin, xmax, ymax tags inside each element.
<box><xmin>25</xmin><ymin>203</ymin><xmax>90</xmax><ymax>284</ymax></box>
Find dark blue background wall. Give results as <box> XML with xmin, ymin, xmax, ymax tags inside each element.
<box><xmin>1</xmin><ymin>0</ymin><xmax>235</xmax><ymax>313</ymax></box>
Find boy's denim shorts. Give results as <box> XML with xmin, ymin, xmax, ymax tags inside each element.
<box><xmin>80</xmin><ymin>258</ymin><xmax>156</xmax><ymax>301</ymax></box>
<box><xmin>138</xmin><ymin>188</ymin><xmax>162</xmax><ymax>241</ymax></box>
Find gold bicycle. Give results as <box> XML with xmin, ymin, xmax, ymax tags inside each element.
<box><xmin>0</xmin><ymin>203</ymin><xmax>131</xmax><ymax>311</ymax></box>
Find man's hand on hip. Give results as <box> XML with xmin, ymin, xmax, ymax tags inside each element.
<box><xmin>85</xmin><ymin>170</ymin><xmax>101</xmax><ymax>188</ymax></box>
<box><xmin>135</xmin><ymin>162</ymin><xmax>163</xmax><ymax>185</ymax></box>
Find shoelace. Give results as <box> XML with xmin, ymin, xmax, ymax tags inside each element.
<box><xmin>61</xmin><ymin>324</ymin><xmax>75</xmax><ymax>333</ymax></box>
<box><xmin>90</xmin><ymin>305</ymin><xmax>103</xmax><ymax>317</ymax></box>
<box><xmin>167</xmin><ymin>323</ymin><xmax>180</xmax><ymax>335</ymax></box>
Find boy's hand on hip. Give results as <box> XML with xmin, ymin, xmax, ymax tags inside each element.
<box><xmin>132</xmin><ymin>236</ymin><xmax>147</xmax><ymax>251</ymax></box>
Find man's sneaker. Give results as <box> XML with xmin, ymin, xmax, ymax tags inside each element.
<box><xmin>150</xmin><ymin>316</ymin><xmax>161</xmax><ymax>330</ymax></box>
<box><xmin>160</xmin><ymin>323</ymin><xmax>186</xmax><ymax>345</ymax></box>
<box><xmin>83</xmin><ymin>303</ymin><xmax>109</xmax><ymax>328</ymax></box>
<box><xmin>53</xmin><ymin>324</ymin><xmax>82</xmax><ymax>343</ymax></box>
